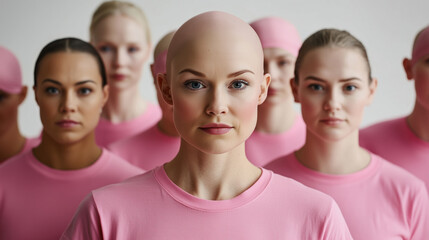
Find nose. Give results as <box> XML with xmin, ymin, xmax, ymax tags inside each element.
<box><xmin>323</xmin><ymin>88</ymin><xmax>342</xmax><ymax>112</ymax></box>
<box><xmin>59</xmin><ymin>91</ymin><xmax>77</xmax><ymax>113</ymax></box>
<box><xmin>266</xmin><ymin>62</ymin><xmax>279</xmax><ymax>82</ymax></box>
<box><xmin>113</xmin><ymin>48</ymin><xmax>129</xmax><ymax>68</ymax></box>
<box><xmin>205</xmin><ymin>87</ymin><xmax>228</xmax><ymax>116</ymax></box>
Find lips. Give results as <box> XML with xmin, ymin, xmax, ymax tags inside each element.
<box><xmin>56</xmin><ymin>120</ymin><xmax>79</xmax><ymax>128</ymax></box>
<box><xmin>111</xmin><ymin>73</ymin><xmax>126</xmax><ymax>81</ymax></box>
<box><xmin>199</xmin><ymin>123</ymin><xmax>233</xmax><ymax>135</ymax></box>
<box><xmin>320</xmin><ymin>118</ymin><xmax>344</xmax><ymax>125</ymax></box>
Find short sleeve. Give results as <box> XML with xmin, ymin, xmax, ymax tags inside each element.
<box><xmin>60</xmin><ymin>193</ymin><xmax>103</xmax><ymax>240</ymax></box>
<box><xmin>320</xmin><ymin>200</ymin><xmax>353</xmax><ymax>240</ymax></box>
<box><xmin>409</xmin><ymin>183</ymin><xmax>429</xmax><ymax>239</ymax></box>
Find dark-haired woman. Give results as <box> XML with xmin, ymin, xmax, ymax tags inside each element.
<box><xmin>0</xmin><ymin>38</ymin><xmax>142</xmax><ymax>240</ymax></box>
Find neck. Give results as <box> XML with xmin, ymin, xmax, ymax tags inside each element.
<box><xmin>255</xmin><ymin>99</ymin><xmax>297</xmax><ymax>133</ymax></box>
<box><xmin>164</xmin><ymin>140</ymin><xmax>261</xmax><ymax>200</ymax></box>
<box><xmin>32</xmin><ymin>131</ymin><xmax>102</xmax><ymax>170</ymax></box>
<box><xmin>157</xmin><ymin>117</ymin><xmax>179</xmax><ymax>137</ymax></box>
<box><xmin>296</xmin><ymin>130</ymin><xmax>370</xmax><ymax>174</ymax></box>
<box><xmin>407</xmin><ymin>101</ymin><xmax>429</xmax><ymax>141</ymax></box>
<box><xmin>0</xmin><ymin>122</ymin><xmax>25</xmax><ymax>163</ymax></box>
<box><xmin>102</xmin><ymin>85</ymin><xmax>147</xmax><ymax>123</ymax></box>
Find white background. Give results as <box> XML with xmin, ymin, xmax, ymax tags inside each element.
<box><xmin>1</xmin><ymin>0</ymin><xmax>428</xmax><ymax>137</ymax></box>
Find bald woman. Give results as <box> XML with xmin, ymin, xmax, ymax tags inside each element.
<box><xmin>62</xmin><ymin>12</ymin><xmax>352</xmax><ymax>239</ymax></box>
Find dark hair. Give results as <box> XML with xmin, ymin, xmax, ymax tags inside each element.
<box><xmin>34</xmin><ymin>37</ymin><xmax>107</xmax><ymax>86</ymax></box>
<box><xmin>294</xmin><ymin>28</ymin><xmax>372</xmax><ymax>84</ymax></box>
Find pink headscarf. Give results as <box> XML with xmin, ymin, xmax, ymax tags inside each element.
<box><xmin>0</xmin><ymin>46</ymin><xmax>22</xmax><ymax>93</ymax></box>
<box><xmin>250</xmin><ymin>17</ymin><xmax>301</xmax><ymax>57</ymax></box>
<box><xmin>151</xmin><ymin>50</ymin><xmax>167</xmax><ymax>79</ymax></box>
<box><xmin>412</xmin><ymin>26</ymin><xmax>429</xmax><ymax>66</ymax></box>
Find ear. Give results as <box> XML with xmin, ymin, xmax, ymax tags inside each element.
<box><xmin>366</xmin><ymin>78</ymin><xmax>378</xmax><ymax>105</ymax></box>
<box><xmin>290</xmin><ymin>78</ymin><xmax>300</xmax><ymax>103</ymax></box>
<box><xmin>258</xmin><ymin>73</ymin><xmax>271</xmax><ymax>105</ymax></box>
<box><xmin>17</xmin><ymin>86</ymin><xmax>27</xmax><ymax>105</ymax></box>
<box><xmin>101</xmin><ymin>85</ymin><xmax>109</xmax><ymax>107</ymax></box>
<box><xmin>402</xmin><ymin>58</ymin><xmax>414</xmax><ymax>80</ymax></box>
<box><xmin>150</xmin><ymin>63</ymin><xmax>156</xmax><ymax>84</ymax></box>
<box><xmin>158</xmin><ymin>73</ymin><xmax>173</xmax><ymax>105</ymax></box>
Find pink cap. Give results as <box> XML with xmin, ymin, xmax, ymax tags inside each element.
<box><xmin>151</xmin><ymin>50</ymin><xmax>167</xmax><ymax>79</ymax></box>
<box><xmin>0</xmin><ymin>46</ymin><xmax>22</xmax><ymax>93</ymax></box>
<box><xmin>412</xmin><ymin>26</ymin><xmax>429</xmax><ymax>66</ymax></box>
<box><xmin>250</xmin><ymin>17</ymin><xmax>301</xmax><ymax>57</ymax></box>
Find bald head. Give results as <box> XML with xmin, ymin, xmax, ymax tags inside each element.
<box><xmin>166</xmin><ymin>11</ymin><xmax>264</xmax><ymax>79</ymax></box>
<box><xmin>154</xmin><ymin>31</ymin><xmax>175</xmax><ymax>60</ymax></box>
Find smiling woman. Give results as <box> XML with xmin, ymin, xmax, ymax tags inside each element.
<box><xmin>0</xmin><ymin>37</ymin><xmax>142</xmax><ymax>240</ymax></box>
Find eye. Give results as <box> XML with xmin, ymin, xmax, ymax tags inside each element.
<box><xmin>229</xmin><ymin>80</ymin><xmax>249</xmax><ymax>90</ymax></box>
<box><xmin>344</xmin><ymin>85</ymin><xmax>357</xmax><ymax>92</ymax></box>
<box><xmin>78</xmin><ymin>87</ymin><xmax>92</xmax><ymax>95</ymax></box>
<box><xmin>278</xmin><ymin>59</ymin><xmax>290</xmax><ymax>67</ymax></box>
<box><xmin>45</xmin><ymin>87</ymin><xmax>60</xmax><ymax>95</ymax></box>
<box><xmin>309</xmin><ymin>84</ymin><xmax>324</xmax><ymax>91</ymax></box>
<box><xmin>99</xmin><ymin>45</ymin><xmax>112</xmax><ymax>53</ymax></box>
<box><xmin>128</xmin><ymin>46</ymin><xmax>139</xmax><ymax>53</ymax></box>
<box><xmin>184</xmin><ymin>80</ymin><xmax>205</xmax><ymax>90</ymax></box>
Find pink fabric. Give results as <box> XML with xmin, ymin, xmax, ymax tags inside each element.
<box><xmin>360</xmin><ymin>117</ymin><xmax>429</xmax><ymax>192</ymax></box>
<box><xmin>246</xmin><ymin>115</ymin><xmax>306</xmax><ymax>167</ymax></box>
<box><xmin>21</xmin><ymin>137</ymin><xmax>41</xmax><ymax>153</ymax></box>
<box><xmin>62</xmin><ymin>167</ymin><xmax>352</xmax><ymax>239</ymax></box>
<box><xmin>0</xmin><ymin>149</ymin><xmax>142</xmax><ymax>240</ymax></box>
<box><xmin>250</xmin><ymin>17</ymin><xmax>301</xmax><ymax>57</ymax></box>
<box><xmin>412</xmin><ymin>25</ymin><xmax>429</xmax><ymax>66</ymax></box>
<box><xmin>95</xmin><ymin>102</ymin><xmax>162</xmax><ymax>147</ymax></box>
<box><xmin>0</xmin><ymin>46</ymin><xmax>22</xmax><ymax>93</ymax></box>
<box><xmin>108</xmin><ymin>124</ymin><xmax>180</xmax><ymax>171</ymax></box>
<box><xmin>266</xmin><ymin>153</ymin><xmax>429</xmax><ymax>239</ymax></box>
<box><xmin>151</xmin><ymin>50</ymin><xmax>167</xmax><ymax>79</ymax></box>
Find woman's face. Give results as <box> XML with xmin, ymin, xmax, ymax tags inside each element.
<box><xmin>411</xmin><ymin>54</ymin><xmax>429</xmax><ymax>111</ymax></box>
<box><xmin>161</xmin><ymin>37</ymin><xmax>269</xmax><ymax>154</ymax></box>
<box><xmin>91</xmin><ymin>14</ymin><xmax>150</xmax><ymax>91</ymax></box>
<box><xmin>293</xmin><ymin>47</ymin><xmax>376</xmax><ymax>142</ymax></box>
<box><xmin>0</xmin><ymin>88</ymin><xmax>26</xmax><ymax>135</ymax></box>
<box><xmin>34</xmin><ymin>52</ymin><xmax>108</xmax><ymax>144</ymax></box>
<box><xmin>262</xmin><ymin>47</ymin><xmax>296</xmax><ymax>105</ymax></box>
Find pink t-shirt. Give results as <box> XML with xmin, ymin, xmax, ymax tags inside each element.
<box><xmin>0</xmin><ymin>149</ymin><xmax>143</xmax><ymax>240</ymax></box>
<box><xmin>360</xmin><ymin>117</ymin><xmax>429</xmax><ymax>192</ymax></box>
<box><xmin>108</xmin><ymin>124</ymin><xmax>180</xmax><ymax>171</ymax></box>
<box><xmin>21</xmin><ymin>137</ymin><xmax>41</xmax><ymax>153</ymax></box>
<box><xmin>265</xmin><ymin>153</ymin><xmax>429</xmax><ymax>239</ymax></box>
<box><xmin>245</xmin><ymin>115</ymin><xmax>306</xmax><ymax>166</ymax></box>
<box><xmin>95</xmin><ymin>102</ymin><xmax>162</xmax><ymax>147</ymax></box>
<box><xmin>62</xmin><ymin>167</ymin><xmax>352</xmax><ymax>239</ymax></box>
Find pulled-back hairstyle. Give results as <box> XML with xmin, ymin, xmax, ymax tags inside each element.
<box><xmin>90</xmin><ymin>0</ymin><xmax>151</xmax><ymax>45</ymax></box>
<box><xmin>34</xmin><ymin>37</ymin><xmax>107</xmax><ymax>87</ymax></box>
<box><xmin>294</xmin><ymin>28</ymin><xmax>372</xmax><ymax>83</ymax></box>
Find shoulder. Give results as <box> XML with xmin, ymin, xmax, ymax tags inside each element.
<box><xmin>101</xmin><ymin>149</ymin><xmax>143</xmax><ymax>175</ymax></box>
<box><xmin>360</xmin><ymin>117</ymin><xmax>405</xmax><ymax>135</ymax></box>
<box><xmin>264</xmin><ymin>153</ymin><xmax>294</xmax><ymax>173</ymax></box>
<box><xmin>375</xmin><ymin>154</ymin><xmax>427</xmax><ymax>194</ymax></box>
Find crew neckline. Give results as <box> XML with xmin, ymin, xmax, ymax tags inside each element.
<box><xmin>288</xmin><ymin>153</ymin><xmax>381</xmax><ymax>185</ymax></box>
<box><xmin>154</xmin><ymin>166</ymin><xmax>271</xmax><ymax>212</ymax></box>
<box><xmin>26</xmin><ymin>149</ymin><xmax>109</xmax><ymax>180</ymax></box>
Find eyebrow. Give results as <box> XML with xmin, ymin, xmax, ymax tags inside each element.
<box><xmin>304</xmin><ymin>76</ymin><xmax>362</xmax><ymax>82</ymax></box>
<box><xmin>41</xmin><ymin>79</ymin><xmax>97</xmax><ymax>86</ymax></box>
<box><xmin>178</xmin><ymin>69</ymin><xmax>255</xmax><ymax>78</ymax></box>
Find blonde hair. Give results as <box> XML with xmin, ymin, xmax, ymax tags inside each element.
<box><xmin>294</xmin><ymin>28</ymin><xmax>372</xmax><ymax>83</ymax></box>
<box><xmin>90</xmin><ymin>0</ymin><xmax>151</xmax><ymax>44</ymax></box>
